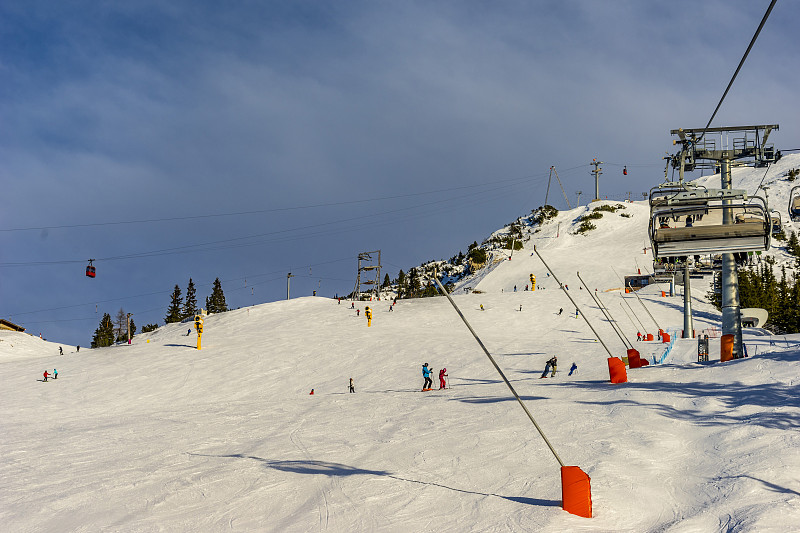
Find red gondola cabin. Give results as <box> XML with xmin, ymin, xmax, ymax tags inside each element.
<box><xmin>86</xmin><ymin>260</ymin><xmax>96</xmax><ymax>278</ymax></box>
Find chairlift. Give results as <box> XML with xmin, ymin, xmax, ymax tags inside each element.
<box><xmin>86</xmin><ymin>259</ymin><xmax>96</xmax><ymax>278</ymax></box>
<box><xmin>648</xmin><ymin>184</ymin><xmax>770</xmax><ymax>257</ymax></box>
<box><xmin>769</xmin><ymin>210</ymin><xmax>783</xmax><ymax>235</ymax></box>
<box><xmin>623</xmin><ymin>166</ymin><xmax>627</xmax><ymax>176</ymax></box>
<box><xmin>789</xmin><ymin>185</ymin><xmax>800</xmax><ymax>222</ymax></box>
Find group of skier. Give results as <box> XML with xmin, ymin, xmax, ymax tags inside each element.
<box><xmin>421</xmin><ymin>363</ymin><xmax>447</xmax><ymax>391</ymax></box>
<box><xmin>42</xmin><ymin>369</ymin><xmax>57</xmax><ymax>382</ymax></box>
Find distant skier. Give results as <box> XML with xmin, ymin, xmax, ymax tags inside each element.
<box><xmin>59</xmin><ymin>346</ymin><xmax>63</xmax><ymax>355</ymax></box>
<box><xmin>480</xmin><ymin>304</ymin><xmax>484</xmax><ymax>311</ymax></box>
<box><xmin>568</xmin><ymin>362</ymin><xmax>577</xmax><ymax>376</ymax></box>
<box><xmin>186</xmin><ymin>329</ymin><xmax>191</xmax><ymax>336</ymax></box>
<box><xmin>558</xmin><ymin>308</ymin><xmax>563</xmax><ymax>316</ymax></box>
<box><xmin>637</xmin><ymin>332</ymin><xmax>642</xmax><ymax>342</ymax></box>
<box><xmin>43</xmin><ymin>370</ymin><xmax>49</xmax><ymax>382</ymax></box>
<box><xmin>540</xmin><ymin>360</ymin><xmax>550</xmax><ymax>379</ymax></box>
<box><xmin>519</xmin><ymin>305</ymin><xmax>523</xmax><ymax>312</ymax></box>
<box><xmin>422</xmin><ymin>363</ymin><xmax>433</xmax><ymax>391</ymax></box>
<box><xmin>575</xmin><ymin>308</ymin><xmax>579</xmax><ymax>319</ymax></box>
<box><xmin>514</xmin><ymin>285</ymin><xmax>517</xmax><ymax>292</ymax></box>
<box><xmin>76</xmin><ymin>345</ymin><xmax>80</xmax><ymax>352</ymax></box>
<box><xmin>351</xmin><ymin>302</ymin><xmax>355</xmax><ymax>309</ymax></box>
<box><xmin>439</xmin><ymin>368</ymin><xmax>448</xmax><ymax>390</ymax></box>
<box><xmin>357</xmin><ymin>309</ymin><xmax>360</xmax><ymax>316</ymax></box>
<box><xmin>349</xmin><ymin>378</ymin><xmax>355</xmax><ymax>393</ymax></box>
<box><xmin>53</xmin><ymin>368</ymin><xmax>58</xmax><ymax>380</ymax></box>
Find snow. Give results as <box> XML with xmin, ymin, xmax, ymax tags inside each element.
<box><xmin>2</xmin><ymin>156</ymin><xmax>800</xmax><ymax>531</ymax></box>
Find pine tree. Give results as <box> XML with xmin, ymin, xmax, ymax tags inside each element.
<box><xmin>129</xmin><ymin>318</ymin><xmax>137</xmax><ymax>337</ymax></box>
<box><xmin>91</xmin><ymin>313</ymin><xmax>115</xmax><ymax>348</ymax></box>
<box><xmin>382</xmin><ymin>273</ymin><xmax>391</xmax><ymax>288</ymax></box>
<box><xmin>183</xmin><ymin>278</ymin><xmax>198</xmax><ymax>319</ymax></box>
<box><xmin>165</xmin><ymin>284</ymin><xmax>183</xmax><ymax>323</ymax></box>
<box><xmin>396</xmin><ymin>270</ymin><xmax>407</xmax><ymax>299</ymax></box>
<box><xmin>206</xmin><ymin>277</ymin><xmax>228</xmax><ymax>314</ymax></box>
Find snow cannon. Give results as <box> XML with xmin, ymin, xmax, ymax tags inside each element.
<box><xmin>562</xmin><ymin>466</ymin><xmax>592</xmax><ymax>518</ymax></box>
<box><xmin>607</xmin><ymin>357</ymin><xmax>627</xmax><ymax>384</ymax></box>
<box><xmin>721</xmin><ymin>334</ymin><xmax>735</xmax><ymax>362</ymax></box>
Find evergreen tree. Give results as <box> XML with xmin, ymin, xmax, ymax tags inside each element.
<box><xmin>408</xmin><ymin>268</ymin><xmax>422</xmax><ymax>297</ymax></box>
<box><xmin>183</xmin><ymin>278</ymin><xmax>198</xmax><ymax>319</ymax></box>
<box><xmin>91</xmin><ymin>313</ymin><xmax>115</xmax><ymax>348</ymax></box>
<box><xmin>165</xmin><ymin>284</ymin><xmax>183</xmax><ymax>323</ymax></box>
<box><xmin>382</xmin><ymin>273</ymin><xmax>391</xmax><ymax>288</ymax></box>
<box><xmin>129</xmin><ymin>318</ymin><xmax>137</xmax><ymax>337</ymax></box>
<box><xmin>396</xmin><ymin>270</ymin><xmax>407</xmax><ymax>299</ymax></box>
<box><xmin>141</xmin><ymin>323</ymin><xmax>159</xmax><ymax>333</ymax></box>
<box><xmin>206</xmin><ymin>277</ymin><xmax>228</xmax><ymax>314</ymax></box>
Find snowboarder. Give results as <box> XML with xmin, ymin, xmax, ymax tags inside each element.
<box><xmin>422</xmin><ymin>363</ymin><xmax>433</xmax><ymax>391</ymax></box>
<box><xmin>569</xmin><ymin>362</ymin><xmax>577</xmax><ymax>376</ymax></box>
<box><xmin>439</xmin><ymin>368</ymin><xmax>448</xmax><ymax>390</ymax></box>
<box><xmin>43</xmin><ymin>370</ymin><xmax>49</xmax><ymax>382</ymax></box>
<box><xmin>53</xmin><ymin>368</ymin><xmax>58</xmax><ymax>379</ymax></box>
<box><xmin>540</xmin><ymin>360</ymin><xmax>551</xmax><ymax>379</ymax></box>
<box><xmin>480</xmin><ymin>304</ymin><xmax>484</xmax><ymax>311</ymax></box>
<box><xmin>349</xmin><ymin>378</ymin><xmax>355</xmax><ymax>393</ymax></box>
<box><xmin>59</xmin><ymin>346</ymin><xmax>63</xmax><ymax>355</ymax></box>
<box><xmin>558</xmin><ymin>308</ymin><xmax>563</xmax><ymax>316</ymax></box>
<box><xmin>550</xmin><ymin>356</ymin><xmax>558</xmax><ymax>377</ymax></box>
<box><xmin>76</xmin><ymin>345</ymin><xmax>80</xmax><ymax>352</ymax></box>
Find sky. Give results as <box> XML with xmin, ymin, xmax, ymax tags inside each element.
<box><xmin>2</xmin><ymin>0</ymin><xmax>798</xmax><ymax>347</ymax></box>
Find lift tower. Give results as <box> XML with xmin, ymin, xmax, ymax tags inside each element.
<box><xmin>353</xmin><ymin>250</ymin><xmax>382</xmax><ymax>301</ymax></box>
<box><xmin>669</xmin><ymin>124</ymin><xmax>779</xmax><ymax>356</ymax></box>
<box><xmin>590</xmin><ymin>159</ymin><xmax>603</xmax><ymax>202</ymax></box>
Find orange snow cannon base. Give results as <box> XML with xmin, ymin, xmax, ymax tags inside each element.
<box><xmin>608</xmin><ymin>357</ymin><xmax>628</xmax><ymax>383</ymax></box>
<box><xmin>721</xmin><ymin>334</ymin><xmax>735</xmax><ymax>362</ymax></box>
<box><xmin>561</xmin><ymin>465</ymin><xmax>592</xmax><ymax>518</ymax></box>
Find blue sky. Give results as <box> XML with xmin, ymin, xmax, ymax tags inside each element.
<box><xmin>1</xmin><ymin>1</ymin><xmax>797</xmax><ymax>346</ymax></box>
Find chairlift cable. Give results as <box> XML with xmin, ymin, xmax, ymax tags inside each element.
<box><xmin>697</xmin><ymin>0</ymin><xmax>777</xmax><ymax>142</ymax></box>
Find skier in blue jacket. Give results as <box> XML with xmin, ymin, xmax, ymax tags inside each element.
<box><xmin>422</xmin><ymin>363</ymin><xmax>433</xmax><ymax>391</ymax></box>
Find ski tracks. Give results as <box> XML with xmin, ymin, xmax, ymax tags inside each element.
<box><xmin>289</xmin><ymin>421</ymin><xmax>329</xmax><ymax>531</ymax></box>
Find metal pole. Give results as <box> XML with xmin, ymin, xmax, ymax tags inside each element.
<box><xmin>431</xmin><ymin>274</ymin><xmax>565</xmax><ymax>467</ymax></box>
<box><xmin>720</xmin><ymin>159</ymin><xmax>743</xmax><ymax>356</ymax></box>
<box><xmin>619</xmin><ymin>301</ymin><xmax>639</xmax><ymax>333</ymax></box>
<box><xmin>576</xmin><ymin>272</ymin><xmax>630</xmax><ymax>350</ymax></box>
<box><xmin>611</xmin><ymin>266</ymin><xmax>661</xmax><ymax>331</ymax></box>
<box><xmin>621</xmin><ymin>293</ymin><xmax>647</xmax><ymax>332</ymax></box>
<box><xmin>682</xmin><ymin>262</ymin><xmax>693</xmax><ymax>338</ymax></box>
<box><xmin>533</xmin><ymin>247</ymin><xmax>615</xmax><ymax>358</ymax></box>
<box><xmin>287</xmin><ymin>273</ymin><xmax>295</xmax><ymax>300</ymax></box>
<box><xmin>596</xmin><ymin>292</ymin><xmax>633</xmax><ymax>349</ymax></box>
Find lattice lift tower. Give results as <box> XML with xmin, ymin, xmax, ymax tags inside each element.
<box><xmin>353</xmin><ymin>250</ymin><xmax>382</xmax><ymax>301</ymax></box>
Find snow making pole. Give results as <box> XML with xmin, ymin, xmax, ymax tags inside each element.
<box><xmin>611</xmin><ymin>266</ymin><xmax>661</xmax><ymax>332</ymax></box>
<box><xmin>431</xmin><ymin>273</ymin><xmax>593</xmax><ymax>518</ymax></box>
<box><xmin>620</xmin><ymin>292</ymin><xmax>647</xmax><ymax>332</ymax></box>
<box><xmin>533</xmin><ymin>247</ymin><xmax>614</xmax><ymax>358</ymax></box>
<box><xmin>577</xmin><ymin>273</ymin><xmax>631</xmax><ymax>350</ymax></box>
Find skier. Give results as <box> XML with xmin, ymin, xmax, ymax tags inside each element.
<box><xmin>422</xmin><ymin>363</ymin><xmax>433</xmax><ymax>391</ymax></box>
<box><xmin>349</xmin><ymin>378</ymin><xmax>355</xmax><ymax>393</ymax></box>
<box><xmin>53</xmin><ymin>368</ymin><xmax>58</xmax><ymax>380</ymax></box>
<box><xmin>357</xmin><ymin>309</ymin><xmax>360</xmax><ymax>316</ymax></box>
<box><xmin>519</xmin><ymin>305</ymin><xmax>523</xmax><ymax>312</ymax></box>
<box><xmin>514</xmin><ymin>285</ymin><xmax>517</xmax><ymax>292</ymax></box>
<box><xmin>43</xmin><ymin>370</ymin><xmax>49</xmax><ymax>382</ymax></box>
<box><xmin>637</xmin><ymin>332</ymin><xmax>642</xmax><ymax>342</ymax></box>
<box><xmin>540</xmin><ymin>360</ymin><xmax>551</xmax><ymax>379</ymax></box>
<box><xmin>568</xmin><ymin>362</ymin><xmax>577</xmax><ymax>376</ymax></box>
<box><xmin>439</xmin><ymin>367</ymin><xmax>448</xmax><ymax>390</ymax></box>
<box><xmin>558</xmin><ymin>308</ymin><xmax>563</xmax><ymax>316</ymax></box>
<box><xmin>186</xmin><ymin>329</ymin><xmax>191</xmax><ymax>336</ymax></box>
<box><xmin>59</xmin><ymin>346</ymin><xmax>63</xmax><ymax>355</ymax></box>
<box><xmin>575</xmin><ymin>308</ymin><xmax>579</xmax><ymax>319</ymax></box>
<box><xmin>389</xmin><ymin>304</ymin><xmax>393</xmax><ymax>312</ymax></box>
<box><xmin>480</xmin><ymin>304</ymin><xmax>484</xmax><ymax>311</ymax></box>
<box><xmin>550</xmin><ymin>356</ymin><xmax>558</xmax><ymax>377</ymax></box>
<box><xmin>351</xmin><ymin>302</ymin><xmax>355</xmax><ymax>309</ymax></box>
<box><xmin>76</xmin><ymin>345</ymin><xmax>80</xmax><ymax>352</ymax></box>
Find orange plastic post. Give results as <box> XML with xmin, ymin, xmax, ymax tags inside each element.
<box><xmin>561</xmin><ymin>466</ymin><xmax>592</xmax><ymax>518</ymax></box>
<box><xmin>662</xmin><ymin>333</ymin><xmax>671</xmax><ymax>344</ymax></box>
<box><xmin>608</xmin><ymin>357</ymin><xmax>628</xmax><ymax>383</ymax></box>
<box><xmin>646</xmin><ymin>333</ymin><xmax>654</xmax><ymax>341</ymax></box>
<box><xmin>721</xmin><ymin>334</ymin><xmax>734</xmax><ymax>362</ymax></box>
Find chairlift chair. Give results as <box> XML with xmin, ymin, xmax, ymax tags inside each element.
<box><xmin>769</xmin><ymin>210</ymin><xmax>783</xmax><ymax>235</ymax></box>
<box><xmin>789</xmin><ymin>186</ymin><xmax>800</xmax><ymax>222</ymax></box>
<box><xmin>648</xmin><ymin>184</ymin><xmax>770</xmax><ymax>258</ymax></box>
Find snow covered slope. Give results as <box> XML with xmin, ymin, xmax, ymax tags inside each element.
<box><xmin>2</xmin><ymin>158</ymin><xmax>800</xmax><ymax>531</ymax></box>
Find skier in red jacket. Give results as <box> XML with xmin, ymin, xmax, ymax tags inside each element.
<box><xmin>439</xmin><ymin>368</ymin><xmax>448</xmax><ymax>389</ymax></box>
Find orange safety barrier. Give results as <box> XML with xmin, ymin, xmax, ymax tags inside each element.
<box><xmin>562</xmin><ymin>466</ymin><xmax>592</xmax><ymax>518</ymax></box>
<box><xmin>646</xmin><ymin>333</ymin><xmax>654</xmax><ymax>341</ymax></box>
<box><xmin>626</xmin><ymin>348</ymin><xmax>641</xmax><ymax>369</ymax></box>
<box><xmin>608</xmin><ymin>357</ymin><xmax>627</xmax><ymax>383</ymax></box>
<box><xmin>662</xmin><ymin>333</ymin><xmax>671</xmax><ymax>343</ymax></box>
<box><xmin>661</xmin><ymin>291</ymin><xmax>666</xmax><ymax>297</ymax></box>
<box><xmin>721</xmin><ymin>334</ymin><xmax>734</xmax><ymax>362</ymax></box>
<box><xmin>639</xmin><ymin>359</ymin><xmax>649</xmax><ymax>366</ymax></box>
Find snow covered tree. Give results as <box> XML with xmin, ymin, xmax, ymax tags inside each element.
<box><xmin>183</xmin><ymin>278</ymin><xmax>198</xmax><ymax>319</ymax></box>
<box><xmin>91</xmin><ymin>313</ymin><xmax>115</xmax><ymax>348</ymax></box>
<box><xmin>206</xmin><ymin>277</ymin><xmax>228</xmax><ymax>314</ymax></box>
<box><xmin>165</xmin><ymin>284</ymin><xmax>183</xmax><ymax>323</ymax></box>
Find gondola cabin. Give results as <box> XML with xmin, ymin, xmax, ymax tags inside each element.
<box><xmin>86</xmin><ymin>260</ymin><xmax>96</xmax><ymax>278</ymax></box>
<box><xmin>649</xmin><ymin>185</ymin><xmax>770</xmax><ymax>258</ymax></box>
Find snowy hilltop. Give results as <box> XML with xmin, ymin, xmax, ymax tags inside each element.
<box><xmin>2</xmin><ymin>155</ymin><xmax>800</xmax><ymax>531</ymax></box>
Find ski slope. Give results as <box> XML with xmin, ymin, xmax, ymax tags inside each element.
<box><xmin>2</xmin><ymin>156</ymin><xmax>800</xmax><ymax>531</ymax></box>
